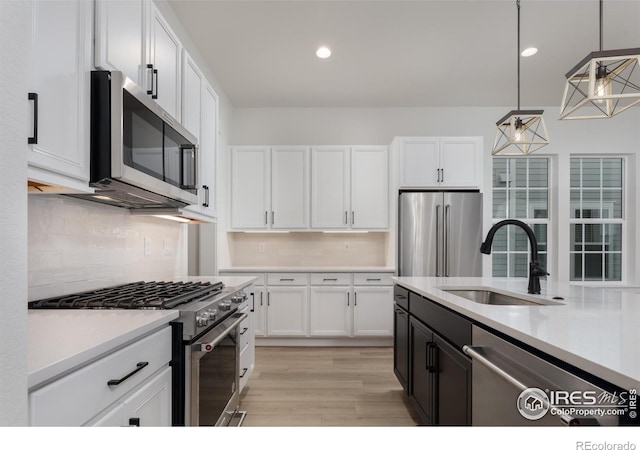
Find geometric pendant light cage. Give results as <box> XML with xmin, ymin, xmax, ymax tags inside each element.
<box><xmin>559</xmin><ymin>49</ymin><xmax>640</xmax><ymax>120</ymax></box>
<box><xmin>559</xmin><ymin>1</ymin><xmax>640</xmax><ymax>120</ymax></box>
<box><xmin>492</xmin><ymin>0</ymin><xmax>550</xmax><ymax>156</ymax></box>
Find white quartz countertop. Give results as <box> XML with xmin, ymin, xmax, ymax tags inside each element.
<box><xmin>28</xmin><ymin>310</ymin><xmax>178</xmax><ymax>390</ymax></box>
<box><xmin>28</xmin><ymin>276</ymin><xmax>257</xmax><ymax>390</ymax></box>
<box><xmin>392</xmin><ymin>276</ymin><xmax>640</xmax><ymax>389</ymax></box>
<box><xmin>219</xmin><ymin>266</ymin><xmax>396</xmax><ymax>273</ymax></box>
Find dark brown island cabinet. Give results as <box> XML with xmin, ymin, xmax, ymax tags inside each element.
<box><xmin>393</xmin><ymin>285</ymin><xmax>472</xmax><ymax>425</ymax></box>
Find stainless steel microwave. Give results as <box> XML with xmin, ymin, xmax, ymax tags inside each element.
<box><xmin>69</xmin><ymin>71</ymin><xmax>198</xmax><ymax>209</ymax></box>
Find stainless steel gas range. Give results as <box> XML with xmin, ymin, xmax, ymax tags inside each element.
<box><xmin>28</xmin><ymin>280</ymin><xmax>252</xmax><ymax>427</ymax></box>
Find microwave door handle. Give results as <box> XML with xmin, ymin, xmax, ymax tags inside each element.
<box><xmin>179</xmin><ymin>145</ymin><xmax>197</xmax><ymax>190</ymax></box>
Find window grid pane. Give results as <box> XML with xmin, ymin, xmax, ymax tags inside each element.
<box><xmin>569</xmin><ymin>157</ymin><xmax>623</xmax><ymax>282</ymax></box>
<box><xmin>492</xmin><ymin>157</ymin><xmax>549</xmax><ymax>278</ymax></box>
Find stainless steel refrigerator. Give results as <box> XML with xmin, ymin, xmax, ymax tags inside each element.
<box><xmin>398</xmin><ymin>191</ymin><xmax>483</xmax><ymax>277</ymax></box>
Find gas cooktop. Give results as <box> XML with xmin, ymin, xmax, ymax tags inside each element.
<box><xmin>27</xmin><ymin>280</ymin><xmax>225</xmax><ymax>310</ymax></box>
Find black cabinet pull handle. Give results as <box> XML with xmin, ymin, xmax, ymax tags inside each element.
<box><xmin>366</xmin><ymin>278</ymin><xmax>381</xmax><ymax>282</ymax></box>
<box><xmin>146</xmin><ymin>64</ymin><xmax>154</xmax><ymax>95</ymax></box>
<box><xmin>152</xmin><ymin>69</ymin><xmax>158</xmax><ymax>99</ymax></box>
<box><xmin>129</xmin><ymin>418</ymin><xmax>140</xmax><ymax>427</ymax></box>
<box><xmin>250</xmin><ymin>292</ymin><xmax>255</xmax><ymax>312</ymax></box>
<box><xmin>240</xmin><ymin>327</ymin><xmax>249</xmax><ymax>335</ymax></box>
<box><xmin>28</xmin><ymin>93</ymin><xmax>38</xmax><ymax>144</ymax></box>
<box><xmin>323</xmin><ymin>278</ymin><xmax>338</xmax><ymax>281</ymax></box>
<box><xmin>426</xmin><ymin>342</ymin><xmax>438</xmax><ymax>373</ymax></box>
<box><xmin>260</xmin><ymin>291</ymin><xmax>263</xmax><ymax>306</ymax></box>
<box><xmin>354</xmin><ymin>291</ymin><xmax>357</xmax><ymax>306</ymax></box>
<box><xmin>347</xmin><ymin>291</ymin><xmax>350</xmax><ymax>306</ymax></box>
<box><xmin>107</xmin><ymin>361</ymin><xmax>149</xmax><ymax>386</ymax></box>
<box><xmin>280</xmin><ymin>278</ymin><xmax>294</xmax><ymax>281</ymax></box>
<box><xmin>239</xmin><ymin>368</ymin><xmax>248</xmax><ymax>378</ymax></box>
<box><xmin>202</xmin><ymin>185</ymin><xmax>210</xmax><ymax>207</ymax></box>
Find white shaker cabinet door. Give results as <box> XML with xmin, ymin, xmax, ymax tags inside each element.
<box><xmin>271</xmin><ymin>147</ymin><xmax>310</xmax><ymax>229</ymax></box>
<box><xmin>398</xmin><ymin>137</ymin><xmax>440</xmax><ymax>188</ymax></box>
<box><xmin>230</xmin><ymin>147</ymin><xmax>271</xmax><ymax>229</ymax></box>
<box><xmin>94</xmin><ymin>0</ymin><xmax>147</xmax><ymax>88</ymax></box>
<box><xmin>311</xmin><ymin>147</ymin><xmax>350</xmax><ymax>229</ymax></box>
<box><xmin>148</xmin><ymin>3</ymin><xmax>181</xmax><ymax>119</ymax></box>
<box><xmin>439</xmin><ymin>137</ymin><xmax>481</xmax><ymax>188</ymax></box>
<box><xmin>27</xmin><ymin>0</ymin><xmax>91</xmax><ymax>186</ymax></box>
<box><xmin>353</xmin><ymin>287</ymin><xmax>394</xmax><ymax>337</ymax></box>
<box><xmin>309</xmin><ymin>287</ymin><xmax>352</xmax><ymax>337</ymax></box>
<box><xmin>350</xmin><ymin>146</ymin><xmax>389</xmax><ymax>229</ymax></box>
<box><xmin>121</xmin><ymin>366</ymin><xmax>172</xmax><ymax>427</ymax></box>
<box><xmin>266</xmin><ymin>287</ymin><xmax>309</xmax><ymax>337</ymax></box>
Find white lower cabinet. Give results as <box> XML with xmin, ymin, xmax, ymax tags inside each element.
<box><xmin>266</xmin><ymin>287</ymin><xmax>309</xmax><ymax>336</ymax></box>
<box><xmin>88</xmin><ymin>366</ymin><xmax>172</xmax><ymax>426</ymax></box>
<box><xmin>353</xmin><ymin>286</ymin><xmax>394</xmax><ymax>337</ymax></box>
<box><xmin>29</xmin><ymin>326</ymin><xmax>172</xmax><ymax>426</ymax></box>
<box><xmin>220</xmin><ymin>271</ymin><xmax>394</xmax><ymax>340</ymax></box>
<box><xmin>310</xmin><ymin>287</ymin><xmax>352</xmax><ymax>336</ymax></box>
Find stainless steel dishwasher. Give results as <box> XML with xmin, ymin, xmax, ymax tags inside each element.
<box><xmin>464</xmin><ymin>326</ymin><xmax>632</xmax><ymax>426</ymax></box>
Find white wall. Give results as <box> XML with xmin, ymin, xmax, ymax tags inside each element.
<box><xmin>0</xmin><ymin>1</ymin><xmax>29</xmax><ymax>426</ymax></box>
<box><xmin>28</xmin><ymin>195</ymin><xmax>188</xmax><ymax>301</ymax></box>
<box><xmin>230</xmin><ymin>106</ymin><xmax>640</xmax><ymax>284</ymax></box>
<box><xmin>156</xmin><ymin>0</ymin><xmax>234</xmax><ymax>275</ymax></box>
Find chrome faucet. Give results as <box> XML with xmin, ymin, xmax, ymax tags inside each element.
<box><xmin>480</xmin><ymin>219</ymin><xmax>548</xmax><ymax>294</ymax></box>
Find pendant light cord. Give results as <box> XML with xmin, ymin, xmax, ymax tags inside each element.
<box><xmin>517</xmin><ymin>0</ymin><xmax>521</xmax><ymax>110</ymax></box>
<box><xmin>599</xmin><ymin>0</ymin><xmax>603</xmax><ymax>51</ymax></box>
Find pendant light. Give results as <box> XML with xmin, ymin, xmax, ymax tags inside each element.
<box><xmin>492</xmin><ymin>0</ymin><xmax>549</xmax><ymax>156</ymax></box>
<box><xmin>559</xmin><ymin>0</ymin><xmax>640</xmax><ymax>120</ymax></box>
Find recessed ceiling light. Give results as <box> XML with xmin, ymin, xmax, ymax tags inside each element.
<box><xmin>316</xmin><ymin>46</ymin><xmax>331</xmax><ymax>59</ymax></box>
<box><xmin>521</xmin><ymin>47</ymin><xmax>538</xmax><ymax>57</ymax></box>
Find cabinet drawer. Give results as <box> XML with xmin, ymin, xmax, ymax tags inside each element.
<box><xmin>267</xmin><ymin>273</ymin><xmax>308</xmax><ymax>285</ymax></box>
<box><xmin>409</xmin><ymin>293</ymin><xmax>471</xmax><ymax>350</ymax></box>
<box><xmin>309</xmin><ymin>273</ymin><xmax>351</xmax><ymax>285</ymax></box>
<box><xmin>353</xmin><ymin>272</ymin><xmax>393</xmax><ymax>286</ymax></box>
<box><xmin>220</xmin><ymin>272</ymin><xmax>265</xmax><ymax>286</ymax></box>
<box><xmin>394</xmin><ymin>285</ymin><xmax>409</xmax><ymax>310</ymax></box>
<box><xmin>29</xmin><ymin>327</ymin><xmax>172</xmax><ymax>426</ymax></box>
<box><xmin>239</xmin><ymin>316</ymin><xmax>251</xmax><ymax>352</ymax></box>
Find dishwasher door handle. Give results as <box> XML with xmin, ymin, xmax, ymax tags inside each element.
<box><xmin>463</xmin><ymin>345</ymin><xmax>529</xmax><ymax>392</ymax></box>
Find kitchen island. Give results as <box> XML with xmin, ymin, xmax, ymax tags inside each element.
<box><xmin>392</xmin><ymin>277</ymin><xmax>640</xmax><ymax>391</ymax></box>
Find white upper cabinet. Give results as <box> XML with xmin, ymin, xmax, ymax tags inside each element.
<box><xmin>232</xmin><ymin>145</ymin><xmax>389</xmax><ymax>231</ymax></box>
<box><xmin>271</xmin><ymin>147</ymin><xmax>310</xmax><ymax>229</ymax></box>
<box><xmin>179</xmin><ymin>51</ymin><xmax>218</xmax><ymax>221</ymax></box>
<box><xmin>351</xmin><ymin>146</ymin><xmax>389</xmax><ymax>229</ymax></box>
<box><xmin>94</xmin><ymin>0</ymin><xmax>147</xmax><ymax>88</ymax></box>
<box><xmin>396</xmin><ymin>137</ymin><xmax>482</xmax><ymax>189</ymax></box>
<box><xmin>95</xmin><ymin>0</ymin><xmax>181</xmax><ymax>121</ymax></box>
<box><xmin>230</xmin><ymin>146</ymin><xmax>310</xmax><ymax>230</ymax></box>
<box><xmin>147</xmin><ymin>3</ymin><xmax>181</xmax><ymax>119</ymax></box>
<box><xmin>311</xmin><ymin>147</ymin><xmax>350</xmax><ymax>229</ymax></box>
<box><xmin>310</xmin><ymin>146</ymin><xmax>389</xmax><ymax>230</ymax></box>
<box><xmin>230</xmin><ymin>146</ymin><xmax>271</xmax><ymax>229</ymax></box>
<box><xmin>27</xmin><ymin>0</ymin><xmax>92</xmax><ymax>192</ymax></box>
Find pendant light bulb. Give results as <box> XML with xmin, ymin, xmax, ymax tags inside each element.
<box><xmin>594</xmin><ymin>65</ymin><xmax>609</xmax><ymax>103</ymax></box>
<box><xmin>513</xmin><ymin>118</ymin><xmax>524</xmax><ymax>142</ymax></box>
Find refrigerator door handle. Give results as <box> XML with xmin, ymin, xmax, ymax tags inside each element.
<box><xmin>435</xmin><ymin>204</ymin><xmax>441</xmax><ymax>277</ymax></box>
<box><xmin>445</xmin><ymin>204</ymin><xmax>451</xmax><ymax>277</ymax></box>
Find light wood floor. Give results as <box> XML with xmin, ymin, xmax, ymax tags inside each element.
<box><xmin>239</xmin><ymin>346</ymin><xmax>421</xmax><ymax>427</ymax></box>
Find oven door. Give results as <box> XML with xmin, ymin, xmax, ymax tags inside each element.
<box><xmin>189</xmin><ymin>312</ymin><xmax>247</xmax><ymax>426</ymax></box>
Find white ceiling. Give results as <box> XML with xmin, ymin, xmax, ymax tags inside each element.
<box><xmin>168</xmin><ymin>0</ymin><xmax>640</xmax><ymax>108</ymax></box>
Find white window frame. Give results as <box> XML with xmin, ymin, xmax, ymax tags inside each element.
<box><xmin>491</xmin><ymin>156</ymin><xmax>551</xmax><ymax>279</ymax></box>
<box><xmin>568</xmin><ymin>156</ymin><xmax>626</xmax><ymax>284</ymax></box>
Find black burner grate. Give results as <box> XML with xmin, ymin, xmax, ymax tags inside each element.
<box><xmin>28</xmin><ymin>281</ymin><xmax>225</xmax><ymax>310</ymax></box>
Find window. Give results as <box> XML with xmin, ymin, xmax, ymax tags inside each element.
<box><xmin>492</xmin><ymin>158</ymin><xmax>549</xmax><ymax>277</ymax></box>
<box><xmin>570</xmin><ymin>157</ymin><xmax>623</xmax><ymax>282</ymax></box>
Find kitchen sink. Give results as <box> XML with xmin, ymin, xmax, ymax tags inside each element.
<box><xmin>440</xmin><ymin>288</ymin><xmax>562</xmax><ymax>306</ymax></box>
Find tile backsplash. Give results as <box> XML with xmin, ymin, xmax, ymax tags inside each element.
<box><xmin>28</xmin><ymin>195</ymin><xmax>188</xmax><ymax>301</ymax></box>
<box><xmin>228</xmin><ymin>232</ymin><xmax>389</xmax><ymax>267</ymax></box>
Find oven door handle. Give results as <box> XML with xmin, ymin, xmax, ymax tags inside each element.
<box><xmin>195</xmin><ymin>312</ymin><xmax>247</xmax><ymax>352</ymax></box>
